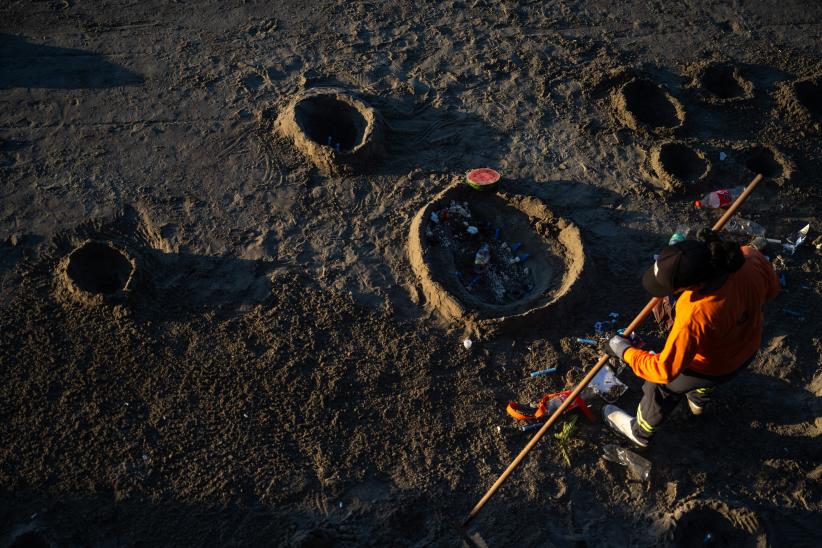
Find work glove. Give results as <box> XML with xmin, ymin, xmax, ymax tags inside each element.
<box><xmin>605</xmin><ymin>334</ymin><xmax>634</xmax><ymax>361</ymax></box>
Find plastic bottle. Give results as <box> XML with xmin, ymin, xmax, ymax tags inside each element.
<box><xmin>602</xmin><ymin>444</ymin><xmax>652</xmax><ymax>481</ymax></box>
<box><xmin>723</xmin><ymin>217</ymin><xmax>765</xmax><ymax>237</ymax></box>
<box><xmin>695</xmin><ymin>186</ymin><xmax>744</xmax><ymax>209</ymax></box>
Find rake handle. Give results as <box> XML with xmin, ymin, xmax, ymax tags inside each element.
<box><xmin>462</xmin><ymin>173</ymin><xmax>764</xmax><ymax>528</ymax></box>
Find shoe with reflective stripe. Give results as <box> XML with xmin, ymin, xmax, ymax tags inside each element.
<box><xmin>603</xmin><ymin>404</ymin><xmax>648</xmax><ymax>448</ymax></box>
<box><xmin>686</xmin><ymin>397</ymin><xmax>703</xmax><ymax>415</ymax></box>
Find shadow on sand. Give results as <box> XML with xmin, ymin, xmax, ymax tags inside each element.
<box><xmin>0</xmin><ymin>34</ymin><xmax>144</xmax><ymax>89</ymax></box>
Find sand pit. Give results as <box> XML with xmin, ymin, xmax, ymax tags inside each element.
<box><xmin>408</xmin><ymin>182</ymin><xmax>585</xmax><ymax>338</ymax></box>
<box><xmin>779</xmin><ymin>75</ymin><xmax>822</xmax><ymax>131</ymax></box>
<box><xmin>614</xmin><ymin>78</ymin><xmax>685</xmax><ymax>132</ymax></box>
<box><xmin>793</xmin><ymin>77</ymin><xmax>822</xmax><ymax>118</ymax></box>
<box><xmin>698</xmin><ymin>63</ymin><xmax>754</xmax><ymax>104</ymax></box>
<box><xmin>57</xmin><ymin>240</ymin><xmax>137</xmax><ymax>305</ymax></box>
<box><xmin>275</xmin><ymin>88</ymin><xmax>384</xmax><ymax>174</ymax></box>
<box><xmin>666</xmin><ymin>499</ymin><xmax>766</xmax><ymax>548</ymax></box>
<box><xmin>650</xmin><ymin>141</ymin><xmax>710</xmax><ymax>191</ymax></box>
<box><xmin>740</xmin><ymin>144</ymin><xmax>791</xmax><ymax>184</ymax></box>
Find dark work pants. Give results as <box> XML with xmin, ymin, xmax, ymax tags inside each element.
<box><xmin>631</xmin><ymin>354</ymin><xmax>756</xmax><ymax>442</ymax></box>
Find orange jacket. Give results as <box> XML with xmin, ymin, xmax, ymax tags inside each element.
<box><xmin>625</xmin><ymin>246</ymin><xmax>780</xmax><ymax>383</ymax></box>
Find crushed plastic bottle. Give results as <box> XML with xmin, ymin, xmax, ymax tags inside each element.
<box><xmin>602</xmin><ymin>444</ymin><xmax>652</xmax><ymax>481</ymax></box>
<box><xmin>695</xmin><ymin>186</ymin><xmax>744</xmax><ymax>209</ymax></box>
<box><xmin>723</xmin><ymin>216</ymin><xmax>766</xmax><ymax>237</ymax></box>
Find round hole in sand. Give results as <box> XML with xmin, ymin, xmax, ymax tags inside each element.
<box><xmin>651</xmin><ymin>142</ymin><xmax>709</xmax><ymax>189</ymax></box>
<box><xmin>294</xmin><ymin>95</ymin><xmax>366</xmax><ymax>152</ymax></box>
<box><xmin>408</xmin><ymin>183</ymin><xmax>585</xmax><ymax>338</ymax></box>
<box><xmin>616</xmin><ymin>79</ymin><xmax>685</xmax><ymax>131</ymax></box>
<box><xmin>276</xmin><ymin>88</ymin><xmax>384</xmax><ymax>174</ymax></box>
<box><xmin>700</xmin><ymin>64</ymin><xmax>751</xmax><ymax>100</ymax></box>
<box><xmin>743</xmin><ymin>146</ymin><xmax>781</xmax><ymax>178</ymax></box>
<box><xmin>667</xmin><ymin>499</ymin><xmax>766</xmax><ymax>548</ymax></box>
<box><xmin>793</xmin><ymin>77</ymin><xmax>821</xmax><ymax>118</ymax></box>
<box><xmin>66</xmin><ymin>241</ymin><xmax>134</xmax><ymax>296</ymax></box>
<box><xmin>10</xmin><ymin>532</ymin><xmax>51</xmax><ymax>548</ymax></box>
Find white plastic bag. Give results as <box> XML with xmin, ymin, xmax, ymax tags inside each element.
<box><xmin>585</xmin><ymin>363</ymin><xmax>628</xmax><ymax>403</ymax></box>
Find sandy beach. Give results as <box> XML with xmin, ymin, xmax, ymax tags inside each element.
<box><xmin>1</xmin><ymin>1</ymin><xmax>820</xmax><ymax>546</ymax></box>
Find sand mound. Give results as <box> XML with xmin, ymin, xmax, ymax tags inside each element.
<box><xmin>407</xmin><ymin>182</ymin><xmax>585</xmax><ymax>338</ymax></box>
<box><xmin>614</xmin><ymin>78</ymin><xmax>685</xmax><ymax>132</ymax></box>
<box><xmin>56</xmin><ymin>240</ymin><xmax>137</xmax><ymax>306</ymax></box>
<box><xmin>665</xmin><ymin>499</ymin><xmax>766</xmax><ymax>547</ymax></box>
<box><xmin>275</xmin><ymin>88</ymin><xmax>384</xmax><ymax>174</ymax></box>
<box><xmin>650</xmin><ymin>141</ymin><xmax>710</xmax><ymax>191</ymax></box>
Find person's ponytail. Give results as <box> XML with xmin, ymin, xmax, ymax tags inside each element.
<box><xmin>696</xmin><ymin>228</ymin><xmax>745</xmax><ymax>274</ymax></box>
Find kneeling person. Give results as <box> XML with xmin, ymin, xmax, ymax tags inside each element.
<box><xmin>603</xmin><ymin>230</ymin><xmax>779</xmax><ymax>447</ymax></box>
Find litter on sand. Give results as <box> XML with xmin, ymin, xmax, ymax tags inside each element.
<box><xmin>530</xmin><ymin>367</ymin><xmax>557</xmax><ymax>378</ymax></box>
<box><xmin>783</xmin><ymin>223</ymin><xmax>810</xmax><ymax>254</ymax></box>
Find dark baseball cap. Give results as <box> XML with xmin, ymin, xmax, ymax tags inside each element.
<box><xmin>642</xmin><ymin>240</ymin><xmax>712</xmax><ymax>297</ymax></box>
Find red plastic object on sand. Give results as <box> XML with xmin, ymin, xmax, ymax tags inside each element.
<box><xmin>465</xmin><ymin>168</ymin><xmax>501</xmax><ymax>191</ymax></box>
<box><xmin>507</xmin><ymin>390</ymin><xmax>595</xmax><ymax>423</ymax></box>
<box><xmin>695</xmin><ymin>186</ymin><xmax>744</xmax><ymax>209</ymax></box>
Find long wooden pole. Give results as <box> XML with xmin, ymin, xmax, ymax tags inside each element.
<box><xmin>462</xmin><ymin>173</ymin><xmax>764</xmax><ymax>528</ymax></box>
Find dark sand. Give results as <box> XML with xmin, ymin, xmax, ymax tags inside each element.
<box><xmin>1</xmin><ymin>1</ymin><xmax>820</xmax><ymax>546</ymax></box>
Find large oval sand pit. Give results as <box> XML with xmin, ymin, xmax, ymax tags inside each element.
<box><xmin>57</xmin><ymin>240</ymin><xmax>137</xmax><ymax>305</ymax></box>
<box><xmin>614</xmin><ymin>78</ymin><xmax>685</xmax><ymax>132</ymax></box>
<box><xmin>650</xmin><ymin>141</ymin><xmax>710</xmax><ymax>191</ymax></box>
<box><xmin>698</xmin><ymin>63</ymin><xmax>754</xmax><ymax>104</ymax></box>
<box><xmin>665</xmin><ymin>499</ymin><xmax>766</xmax><ymax>548</ymax></box>
<box><xmin>408</xmin><ymin>183</ymin><xmax>585</xmax><ymax>338</ymax></box>
<box><xmin>276</xmin><ymin>88</ymin><xmax>384</xmax><ymax>174</ymax></box>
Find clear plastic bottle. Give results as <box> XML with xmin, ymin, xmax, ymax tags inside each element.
<box><xmin>602</xmin><ymin>444</ymin><xmax>652</xmax><ymax>481</ymax></box>
<box><xmin>723</xmin><ymin>217</ymin><xmax>766</xmax><ymax>237</ymax></box>
<box><xmin>695</xmin><ymin>186</ymin><xmax>744</xmax><ymax>209</ymax></box>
